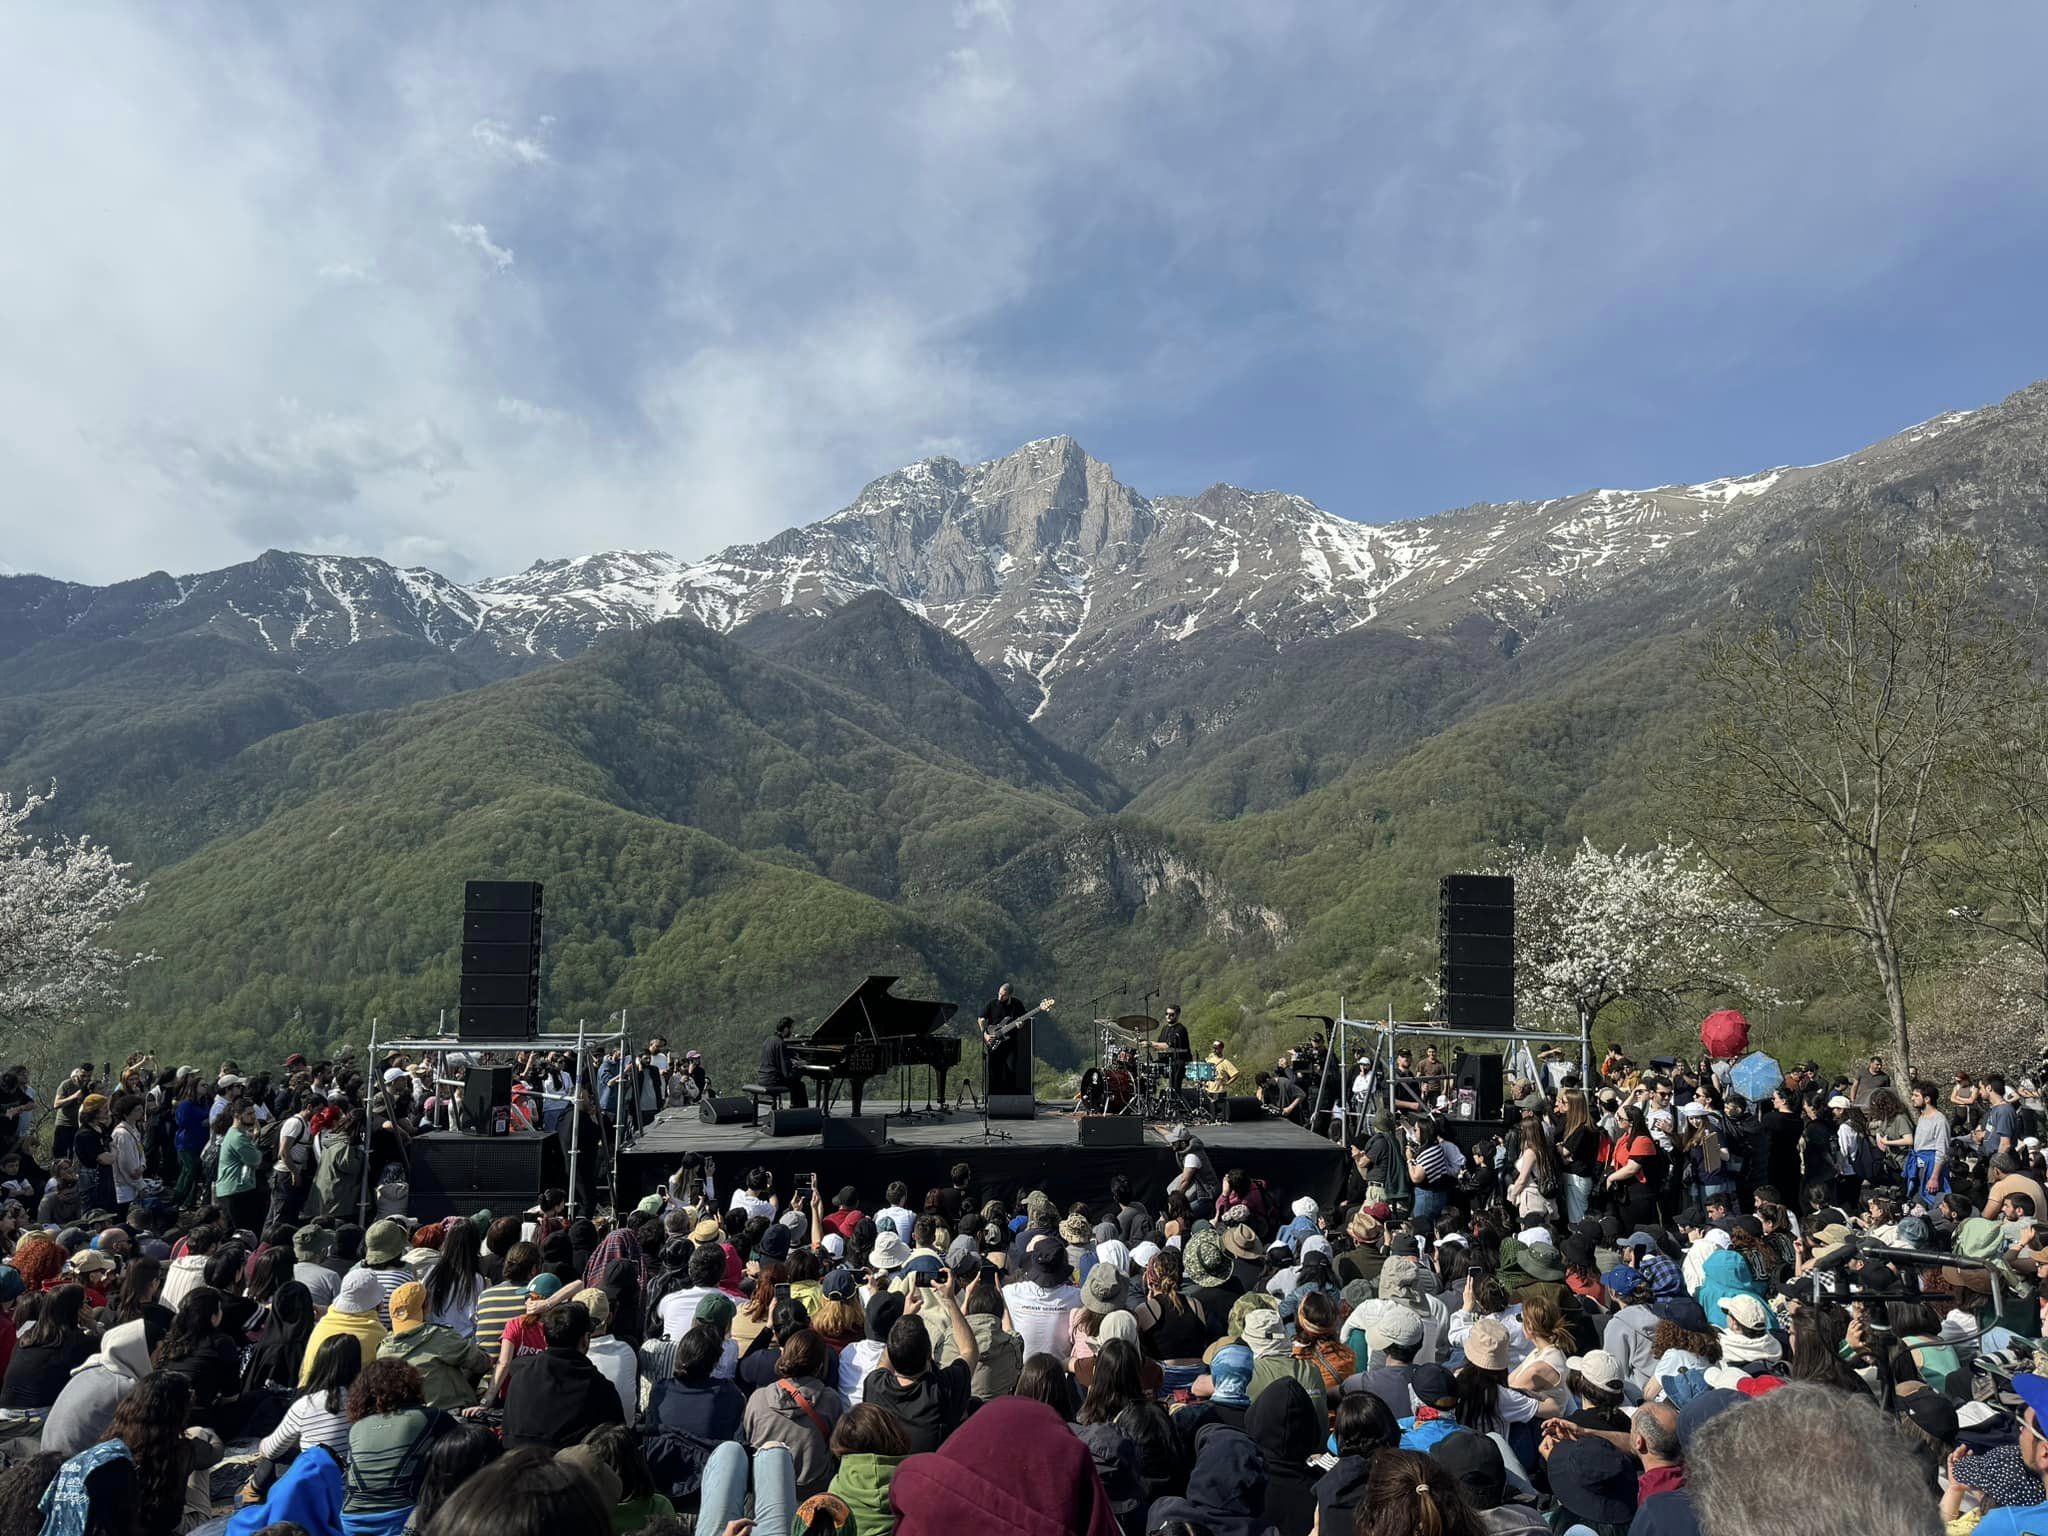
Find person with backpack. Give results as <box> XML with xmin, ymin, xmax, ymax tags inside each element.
<box><xmin>1834</xmin><ymin>1101</ymin><xmax>1885</xmax><ymax>1207</ymax></box>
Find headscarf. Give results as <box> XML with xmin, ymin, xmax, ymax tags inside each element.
<box><xmin>1094</xmin><ymin>1240</ymin><xmax>1131</xmax><ymax>1275</ymax></box>
<box><xmin>584</xmin><ymin>1227</ymin><xmax>642</xmax><ymax>1290</ymax></box>
<box><xmin>244</xmin><ymin>1281</ymin><xmax>317</xmax><ymax>1391</ymax></box>
<box><xmin>891</xmin><ymin>1395</ymin><xmax>1119</xmax><ymax>1536</ymax></box>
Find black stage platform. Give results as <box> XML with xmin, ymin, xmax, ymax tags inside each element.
<box><xmin>613</xmin><ymin>1103</ymin><xmax>1347</xmax><ymax>1212</ymax></box>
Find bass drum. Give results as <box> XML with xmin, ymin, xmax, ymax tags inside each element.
<box><xmin>1102</xmin><ymin>1067</ymin><xmax>1135</xmax><ymax>1112</ymax></box>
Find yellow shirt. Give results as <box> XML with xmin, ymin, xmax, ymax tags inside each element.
<box><xmin>301</xmin><ymin>1308</ymin><xmax>389</xmax><ymax>1385</ymax></box>
<box><xmin>1205</xmin><ymin>1054</ymin><xmax>1239</xmax><ymax>1096</ymax></box>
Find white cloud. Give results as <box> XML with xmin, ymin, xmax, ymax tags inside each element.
<box><xmin>471</xmin><ymin>116</ymin><xmax>551</xmax><ymax>166</ymax></box>
<box><xmin>444</xmin><ymin>221</ymin><xmax>513</xmax><ymax>271</ymax></box>
<box><xmin>0</xmin><ymin>3</ymin><xmax>2042</xmax><ymax>587</ymax></box>
<box><xmin>316</xmin><ymin>260</ymin><xmax>378</xmax><ymax>284</ymax></box>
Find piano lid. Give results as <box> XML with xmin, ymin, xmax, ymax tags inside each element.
<box><xmin>804</xmin><ymin>975</ymin><xmax>958</xmax><ymax>1045</ymax></box>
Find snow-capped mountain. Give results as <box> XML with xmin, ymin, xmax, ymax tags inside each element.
<box><xmin>0</xmin><ymin>404</ymin><xmax>1989</xmax><ymax>715</ymax></box>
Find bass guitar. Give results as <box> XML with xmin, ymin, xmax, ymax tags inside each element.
<box><xmin>981</xmin><ymin>997</ymin><xmax>1056</xmax><ymax>1048</ymax></box>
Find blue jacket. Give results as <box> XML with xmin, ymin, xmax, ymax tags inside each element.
<box><xmin>175</xmin><ymin>1099</ymin><xmax>211</xmax><ymax>1154</ymax></box>
<box><xmin>229</xmin><ymin>1443</ymin><xmax>343</xmax><ymax>1536</ymax></box>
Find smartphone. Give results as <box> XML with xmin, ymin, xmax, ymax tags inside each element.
<box><xmin>774</xmin><ymin>1282</ymin><xmax>792</xmax><ymax>1302</ymax></box>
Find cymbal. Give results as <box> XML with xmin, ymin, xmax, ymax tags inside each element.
<box><xmin>1116</xmin><ymin>1014</ymin><xmax>1159</xmax><ymax>1032</ymax></box>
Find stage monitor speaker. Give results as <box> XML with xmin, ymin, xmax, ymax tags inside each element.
<box><xmin>1077</xmin><ymin>1115</ymin><xmax>1145</xmax><ymax>1148</ymax></box>
<box><xmin>1221</xmin><ymin>1096</ymin><xmax>1266</xmax><ymax>1122</ymax></box>
<box><xmin>1452</xmin><ymin>1050</ymin><xmax>1505</xmax><ymax>1120</ymax></box>
<box><xmin>459</xmin><ymin>880</ymin><xmax>542</xmax><ymax>1041</ymax></box>
<box><xmin>822</xmin><ymin>1116</ymin><xmax>887</xmax><ymax>1152</ymax></box>
<box><xmin>1440</xmin><ymin>872</ymin><xmax>1514</xmax><ymax>1029</ymax></box>
<box><xmin>987</xmin><ymin>1094</ymin><xmax>1036</xmax><ymax>1121</ymax></box>
<box><xmin>457</xmin><ymin>1064</ymin><xmax>513</xmax><ymax>1136</ymax></box>
<box><xmin>769</xmin><ymin>1106</ymin><xmax>825</xmax><ymax>1137</ymax></box>
<box><xmin>699</xmin><ymin>1095</ymin><xmax>756</xmax><ymax>1126</ymax></box>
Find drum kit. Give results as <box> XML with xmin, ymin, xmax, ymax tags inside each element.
<box><xmin>1084</xmin><ymin>1014</ymin><xmax>1214</xmax><ymax>1122</ymax></box>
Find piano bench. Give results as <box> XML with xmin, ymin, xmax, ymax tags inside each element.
<box><xmin>741</xmin><ymin>1083</ymin><xmax>787</xmax><ymax>1118</ymax></box>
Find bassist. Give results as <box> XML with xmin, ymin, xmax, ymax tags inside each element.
<box><xmin>978</xmin><ymin>982</ymin><xmax>1034</xmax><ymax>1098</ymax></box>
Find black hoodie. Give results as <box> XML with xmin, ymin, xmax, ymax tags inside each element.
<box><xmin>1143</xmin><ymin>1423</ymin><xmax>1276</xmax><ymax>1536</ymax></box>
<box><xmin>1312</xmin><ymin>1455</ymin><xmax>1375</xmax><ymax>1536</ymax></box>
<box><xmin>1245</xmin><ymin>1380</ymin><xmax>1322</xmax><ymax>1536</ymax></box>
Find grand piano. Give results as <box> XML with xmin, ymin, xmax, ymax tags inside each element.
<box><xmin>788</xmin><ymin>975</ymin><xmax>961</xmax><ymax>1116</ymax></box>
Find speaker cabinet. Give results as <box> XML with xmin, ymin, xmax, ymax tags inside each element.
<box><xmin>822</xmin><ymin>1116</ymin><xmax>887</xmax><ymax>1152</ymax></box>
<box><xmin>406</xmin><ymin>1131</ymin><xmax>565</xmax><ymax>1219</ymax></box>
<box><xmin>458</xmin><ymin>1064</ymin><xmax>513</xmax><ymax>1136</ymax></box>
<box><xmin>460</xmin><ymin>881</ymin><xmax>542</xmax><ymax>1040</ymax></box>
<box><xmin>768</xmin><ymin>1106</ymin><xmax>825</xmax><ymax>1137</ymax></box>
<box><xmin>1452</xmin><ymin>1050</ymin><xmax>1505</xmax><ymax>1120</ymax></box>
<box><xmin>699</xmin><ymin>1096</ymin><xmax>756</xmax><ymax>1126</ymax></box>
<box><xmin>1440</xmin><ymin>872</ymin><xmax>1514</xmax><ymax>1029</ymax></box>
<box><xmin>986</xmin><ymin>1094</ymin><xmax>1036</xmax><ymax>1121</ymax></box>
<box><xmin>1221</xmin><ymin>1096</ymin><xmax>1266</xmax><ymax>1123</ymax></box>
<box><xmin>1077</xmin><ymin>1115</ymin><xmax>1145</xmax><ymax>1148</ymax></box>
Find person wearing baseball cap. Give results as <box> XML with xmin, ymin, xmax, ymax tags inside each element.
<box><xmin>377</xmin><ymin>1280</ymin><xmax>492</xmax><ymax>1409</ymax></box>
<box><xmin>1341</xmin><ymin>1305</ymin><xmax>1425</xmax><ymax>1420</ymax></box>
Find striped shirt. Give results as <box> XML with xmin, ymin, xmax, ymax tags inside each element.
<box><xmin>1412</xmin><ymin>1141</ymin><xmax>1454</xmax><ymax>1187</ymax></box>
<box><xmin>473</xmin><ymin>1282</ymin><xmax>528</xmax><ymax>1353</ymax></box>
<box><xmin>260</xmin><ymin>1388</ymin><xmax>353</xmax><ymax>1462</ymax></box>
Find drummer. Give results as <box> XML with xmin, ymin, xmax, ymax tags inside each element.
<box><xmin>1203</xmin><ymin>1038</ymin><xmax>1239</xmax><ymax>1098</ymax></box>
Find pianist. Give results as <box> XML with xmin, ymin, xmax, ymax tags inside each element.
<box><xmin>759</xmin><ymin>1016</ymin><xmax>808</xmax><ymax>1108</ymax></box>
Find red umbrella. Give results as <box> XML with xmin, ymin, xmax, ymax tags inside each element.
<box><xmin>1699</xmin><ymin>1009</ymin><xmax>1750</xmax><ymax>1059</ymax></box>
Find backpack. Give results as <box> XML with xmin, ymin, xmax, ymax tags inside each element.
<box><xmin>1853</xmin><ymin>1134</ymin><xmax>1886</xmax><ymax>1183</ymax></box>
<box><xmin>641</xmin><ymin>1424</ymin><xmax>719</xmax><ymax>1506</ymax></box>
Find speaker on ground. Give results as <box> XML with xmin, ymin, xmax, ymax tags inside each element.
<box><xmin>1221</xmin><ymin>1096</ymin><xmax>1266</xmax><ymax>1122</ymax></box>
<box><xmin>1076</xmin><ymin>1115</ymin><xmax>1145</xmax><ymax>1148</ymax></box>
<box><xmin>822</xmin><ymin>1116</ymin><xmax>887</xmax><ymax>1152</ymax></box>
<box><xmin>768</xmin><ymin>1106</ymin><xmax>825</xmax><ymax>1138</ymax></box>
<box><xmin>986</xmin><ymin>1094</ymin><xmax>1036</xmax><ymax>1121</ymax></box>
<box><xmin>698</xmin><ymin>1095</ymin><xmax>756</xmax><ymax>1126</ymax></box>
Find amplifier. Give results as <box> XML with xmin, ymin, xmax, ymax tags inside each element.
<box><xmin>698</xmin><ymin>1096</ymin><xmax>755</xmax><ymax>1126</ymax></box>
<box><xmin>822</xmin><ymin>1116</ymin><xmax>887</xmax><ymax>1152</ymax></box>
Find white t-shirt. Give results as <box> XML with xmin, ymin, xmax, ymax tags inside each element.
<box><xmin>275</xmin><ymin>1114</ymin><xmax>311</xmax><ymax>1173</ymax></box>
<box><xmin>874</xmin><ymin>1205</ymin><xmax>917</xmax><ymax>1239</ymax></box>
<box><xmin>729</xmin><ymin>1190</ymin><xmax>776</xmax><ymax>1221</ymax></box>
<box><xmin>1001</xmin><ymin>1280</ymin><xmax>1082</xmax><ymax>1360</ymax></box>
<box><xmin>657</xmin><ymin>1284</ymin><xmax>727</xmax><ymax>1340</ymax></box>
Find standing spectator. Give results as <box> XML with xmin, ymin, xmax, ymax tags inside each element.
<box><xmin>214</xmin><ymin>1101</ymin><xmax>265</xmax><ymax>1235</ymax></box>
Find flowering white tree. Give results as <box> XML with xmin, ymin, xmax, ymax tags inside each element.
<box><xmin>0</xmin><ymin>782</ymin><xmax>153</xmax><ymax>1051</ymax></box>
<box><xmin>1495</xmin><ymin>839</ymin><xmax>1772</xmax><ymax>1040</ymax></box>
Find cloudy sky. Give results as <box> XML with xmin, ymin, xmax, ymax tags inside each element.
<box><xmin>6</xmin><ymin>4</ymin><xmax>2046</xmax><ymax>584</ymax></box>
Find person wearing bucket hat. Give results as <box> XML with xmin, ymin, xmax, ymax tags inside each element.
<box><xmin>1079</xmin><ymin>1262</ymin><xmax>1133</xmax><ymax>1317</ymax></box>
<box><xmin>1546</xmin><ymin>1435</ymin><xmax>1641</xmax><ymax>1528</ymax></box>
<box><xmin>1182</xmin><ymin>1227</ymin><xmax>1232</xmax><ymax>1290</ymax></box>
<box><xmin>299</xmin><ymin>1266</ymin><xmax>388</xmax><ymax>1386</ymax></box>
<box><xmin>347</xmin><ymin>1217</ymin><xmax>413</xmax><ymax>1324</ymax></box>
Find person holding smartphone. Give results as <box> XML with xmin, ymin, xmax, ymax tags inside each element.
<box><xmin>858</xmin><ymin>1267</ymin><xmax>978</xmax><ymax>1452</ymax></box>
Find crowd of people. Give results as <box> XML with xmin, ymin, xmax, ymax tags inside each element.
<box><xmin>0</xmin><ymin>1042</ymin><xmax>2042</xmax><ymax>1536</ymax></box>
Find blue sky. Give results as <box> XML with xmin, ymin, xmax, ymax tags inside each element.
<box><xmin>5</xmin><ymin>3</ymin><xmax>2046</xmax><ymax>583</ymax></box>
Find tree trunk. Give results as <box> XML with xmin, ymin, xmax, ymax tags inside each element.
<box><xmin>1868</xmin><ymin>929</ymin><xmax>1912</xmax><ymax>1081</ymax></box>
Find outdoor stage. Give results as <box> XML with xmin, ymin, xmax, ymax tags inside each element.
<box><xmin>614</xmin><ymin>1102</ymin><xmax>1348</xmax><ymax>1211</ymax></box>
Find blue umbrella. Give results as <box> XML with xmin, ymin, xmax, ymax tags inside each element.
<box><xmin>1728</xmin><ymin>1052</ymin><xmax>1782</xmax><ymax>1101</ymax></box>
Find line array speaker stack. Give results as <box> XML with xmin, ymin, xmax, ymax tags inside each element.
<box><xmin>1439</xmin><ymin>873</ymin><xmax>1514</xmax><ymax>1030</ymax></box>
<box><xmin>460</xmin><ymin>881</ymin><xmax>542</xmax><ymax>1041</ymax></box>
